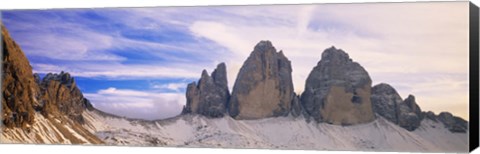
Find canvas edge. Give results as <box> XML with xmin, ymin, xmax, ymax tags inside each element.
<box><xmin>469</xmin><ymin>1</ymin><xmax>480</xmax><ymax>152</ymax></box>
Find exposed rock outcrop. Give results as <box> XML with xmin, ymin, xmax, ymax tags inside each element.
<box><xmin>290</xmin><ymin>93</ymin><xmax>302</xmax><ymax>117</ymax></box>
<box><xmin>423</xmin><ymin>111</ymin><xmax>437</xmax><ymax>122</ymax></box>
<box><xmin>182</xmin><ymin>63</ymin><xmax>230</xmax><ymax>118</ymax></box>
<box><xmin>301</xmin><ymin>46</ymin><xmax>374</xmax><ymax>125</ymax></box>
<box><xmin>396</xmin><ymin>95</ymin><xmax>422</xmax><ymax>131</ymax></box>
<box><xmin>2</xmin><ymin>25</ymin><xmax>93</xmax><ymax>128</ymax></box>
<box><xmin>371</xmin><ymin>83</ymin><xmax>423</xmax><ymax>131</ymax></box>
<box><xmin>228</xmin><ymin>41</ymin><xmax>294</xmax><ymax>119</ymax></box>
<box><xmin>403</xmin><ymin>95</ymin><xmax>422</xmax><ymax>118</ymax></box>
<box><xmin>38</xmin><ymin>71</ymin><xmax>93</xmax><ymax>124</ymax></box>
<box><xmin>437</xmin><ymin>112</ymin><xmax>468</xmax><ymax>133</ymax></box>
<box><xmin>1</xmin><ymin>25</ymin><xmax>39</xmax><ymax>128</ymax></box>
<box><xmin>371</xmin><ymin>83</ymin><xmax>402</xmax><ymax>124</ymax></box>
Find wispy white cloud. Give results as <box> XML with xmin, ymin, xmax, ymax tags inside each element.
<box><xmin>84</xmin><ymin>87</ymin><xmax>185</xmax><ymax>120</ymax></box>
<box><xmin>151</xmin><ymin>82</ymin><xmax>188</xmax><ymax>92</ymax></box>
<box><xmin>31</xmin><ymin>61</ymin><xmax>208</xmax><ymax>79</ymax></box>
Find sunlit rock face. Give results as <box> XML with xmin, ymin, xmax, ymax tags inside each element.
<box><xmin>2</xmin><ymin>25</ymin><xmax>93</xmax><ymax>128</ymax></box>
<box><xmin>2</xmin><ymin>25</ymin><xmax>39</xmax><ymax>128</ymax></box>
<box><xmin>228</xmin><ymin>40</ymin><xmax>295</xmax><ymax>119</ymax></box>
<box><xmin>301</xmin><ymin>46</ymin><xmax>375</xmax><ymax>125</ymax></box>
<box><xmin>39</xmin><ymin>71</ymin><xmax>93</xmax><ymax>124</ymax></box>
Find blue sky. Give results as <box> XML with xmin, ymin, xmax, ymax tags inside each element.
<box><xmin>1</xmin><ymin>2</ymin><xmax>470</xmax><ymax>120</ymax></box>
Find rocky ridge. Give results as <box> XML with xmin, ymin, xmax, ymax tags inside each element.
<box><xmin>2</xmin><ymin>25</ymin><xmax>39</xmax><ymax>128</ymax></box>
<box><xmin>371</xmin><ymin>83</ymin><xmax>423</xmax><ymax>131</ymax></box>
<box><xmin>184</xmin><ymin>41</ymin><xmax>468</xmax><ymax>133</ymax></box>
<box><xmin>1</xmin><ymin>25</ymin><xmax>101</xmax><ymax>144</ymax></box>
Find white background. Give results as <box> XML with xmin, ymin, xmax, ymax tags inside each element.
<box><xmin>0</xmin><ymin>0</ymin><xmax>479</xmax><ymax>154</ymax></box>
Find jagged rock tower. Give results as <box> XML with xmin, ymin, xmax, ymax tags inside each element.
<box><xmin>301</xmin><ymin>46</ymin><xmax>375</xmax><ymax>125</ymax></box>
<box><xmin>182</xmin><ymin>63</ymin><xmax>230</xmax><ymax>118</ymax></box>
<box><xmin>228</xmin><ymin>40</ymin><xmax>295</xmax><ymax>119</ymax></box>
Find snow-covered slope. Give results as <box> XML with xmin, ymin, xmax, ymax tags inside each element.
<box><xmin>83</xmin><ymin>110</ymin><xmax>468</xmax><ymax>152</ymax></box>
<box><xmin>1</xmin><ymin>113</ymin><xmax>103</xmax><ymax>144</ymax></box>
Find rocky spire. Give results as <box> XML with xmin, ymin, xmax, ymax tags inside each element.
<box><xmin>301</xmin><ymin>46</ymin><xmax>375</xmax><ymax>125</ymax></box>
<box><xmin>228</xmin><ymin>40</ymin><xmax>294</xmax><ymax>119</ymax></box>
<box><xmin>182</xmin><ymin>63</ymin><xmax>230</xmax><ymax>118</ymax></box>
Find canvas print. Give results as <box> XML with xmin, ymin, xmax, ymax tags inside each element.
<box><xmin>0</xmin><ymin>1</ymin><xmax>473</xmax><ymax>153</ymax></box>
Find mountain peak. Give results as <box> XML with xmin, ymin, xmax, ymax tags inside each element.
<box><xmin>254</xmin><ymin>40</ymin><xmax>274</xmax><ymax>51</ymax></box>
<box><xmin>302</xmin><ymin>46</ymin><xmax>374</xmax><ymax>125</ymax></box>
<box><xmin>229</xmin><ymin>40</ymin><xmax>294</xmax><ymax>119</ymax></box>
<box><xmin>321</xmin><ymin>46</ymin><xmax>350</xmax><ymax>63</ymax></box>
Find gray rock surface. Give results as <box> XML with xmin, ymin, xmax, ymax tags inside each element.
<box><xmin>403</xmin><ymin>95</ymin><xmax>422</xmax><ymax>118</ymax></box>
<box><xmin>300</xmin><ymin>46</ymin><xmax>374</xmax><ymax>125</ymax></box>
<box><xmin>423</xmin><ymin>111</ymin><xmax>437</xmax><ymax>122</ymax></box>
<box><xmin>182</xmin><ymin>63</ymin><xmax>230</xmax><ymax>118</ymax></box>
<box><xmin>290</xmin><ymin>93</ymin><xmax>302</xmax><ymax>117</ymax></box>
<box><xmin>437</xmin><ymin>112</ymin><xmax>468</xmax><ymax>133</ymax></box>
<box><xmin>396</xmin><ymin>95</ymin><xmax>422</xmax><ymax>131</ymax></box>
<box><xmin>371</xmin><ymin>83</ymin><xmax>423</xmax><ymax>131</ymax></box>
<box><xmin>228</xmin><ymin>40</ymin><xmax>294</xmax><ymax>119</ymax></box>
<box><xmin>371</xmin><ymin>83</ymin><xmax>403</xmax><ymax>124</ymax></box>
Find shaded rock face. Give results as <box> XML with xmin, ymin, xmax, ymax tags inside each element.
<box><xmin>397</xmin><ymin>95</ymin><xmax>422</xmax><ymax>131</ymax></box>
<box><xmin>182</xmin><ymin>63</ymin><xmax>230</xmax><ymax>118</ymax></box>
<box><xmin>403</xmin><ymin>95</ymin><xmax>422</xmax><ymax>118</ymax></box>
<box><xmin>371</xmin><ymin>83</ymin><xmax>402</xmax><ymax>124</ymax></box>
<box><xmin>1</xmin><ymin>25</ymin><xmax>39</xmax><ymax>128</ymax></box>
<box><xmin>437</xmin><ymin>112</ymin><xmax>468</xmax><ymax>133</ymax></box>
<box><xmin>371</xmin><ymin>83</ymin><xmax>423</xmax><ymax>131</ymax></box>
<box><xmin>301</xmin><ymin>47</ymin><xmax>374</xmax><ymax>125</ymax></box>
<box><xmin>228</xmin><ymin>41</ymin><xmax>294</xmax><ymax>119</ymax></box>
<box><xmin>371</xmin><ymin>83</ymin><xmax>469</xmax><ymax>132</ymax></box>
<box><xmin>424</xmin><ymin>111</ymin><xmax>437</xmax><ymax>122</ymax></box>
<box><xmin>290</xmin><ymin>93</ymin><xmax>302</xmax><ymax>117</ymax></box>
<box><xmin>38</xmin><ymin>72</ymin><xmax>93</xmax><ymax>123</ymax></box>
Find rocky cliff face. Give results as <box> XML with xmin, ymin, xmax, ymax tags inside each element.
<box><xmin>301</xmin><ymin>47</ymin><xmax>375</xmax><ymax>125</ymax></box>
<box><xmin>2</xmin><ymin>25</ymin><xmax>94</xmax><ymax>128</ymax></box>
<box><xmin>38</xmin><ymin>72</ymin><xmax>93</xmax><ymax>124</ymax></box>
<box><xmin>371</xmin><ymin>83</ymin><xmax>469</xmax><ymax>132</ymax></box>
<box><xmin>371</xmin><ymin>83</ymin><xmax>402</xmax><ymax>124</ymax></box>
<box><xmin>371</xmin><ymin>83</ymin><xmax>423</xmax><ymax>131</ymax></box>
<box><xmin>290</xmin><ymin>93</ymin><xmax>304</xmax><ymax>118</ymax></box>
<box><xmin>1</xmin><ymin>25</ymin><xmax>39</xmax><ymax>128</ymax></box>
<box><xmin>182</xmin><ymin>63</ymin><xmax>230</xmax><ymax>118</ymax></box>
<box><xmin>396</xmin><ymin>95</ymin><xmax>422</xmax><ymax>131</ymax></box>
<box><xmin>228</xmin><ymin>41</ymin><xmax>294</xmax><ymax>119</ymax></box>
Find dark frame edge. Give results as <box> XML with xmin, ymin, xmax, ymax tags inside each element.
<box><xmin>469</xmin><ymin>1</ymin><xmax>480</xmax><ymax>152</ymax></box>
